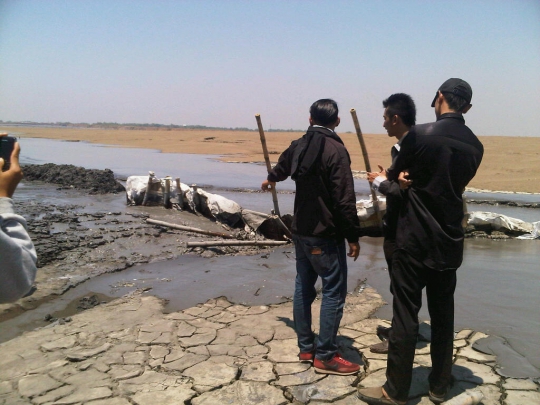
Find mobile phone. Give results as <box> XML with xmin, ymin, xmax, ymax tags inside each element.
<box><xmin>0</xmin><ymin>136</ymin><xmax>17</xmax><ymax>171</ymax></box>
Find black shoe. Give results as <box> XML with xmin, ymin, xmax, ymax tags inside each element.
<box><xmin>370</xmin><ymin>340</ymin><xmax>389</xmax><ymax>354</ymax></box>
<box><xmin>376</xmin><ymin>325</ymin><xmax>391</xmax><ymax>341</ymax></box>
<box><xmin>428</xmin><ymin>388</ymin><xmax>448</xmax><ymax>404</ymax></box>
<box><xmin>429</xmin><ymin>376</ymin><xmax>454</xmax><ymax>404</ymax></box>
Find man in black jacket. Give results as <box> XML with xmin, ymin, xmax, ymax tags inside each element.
<box><xmin>261</xmin><ymin>99</ymin><xmax>361</xmax><ymax>375</ymax></box>
<box><xmin>367</xmin><ymin>93</ymin><xmax>416</xmax><ymax>355</ymax></box>
<box><xmin>358</xmin><ymin>79</ymin><xmax>483</xmax><ymax>405</ymax></box>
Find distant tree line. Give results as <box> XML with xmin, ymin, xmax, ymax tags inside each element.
<box><xmin>0</xmin><ymin>120</ymin><xmax>302</xmax><ymax>132</ymax></box>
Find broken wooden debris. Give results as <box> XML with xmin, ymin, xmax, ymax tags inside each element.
<box><xmin>186</xmin><ymin>240</ymin><xmax>289</xmax><ymax>247</ymax></box>
<box><xmin>146</xmin><ymin>218</ymin><xmax>235</xmax><ymax>239</ymax></box>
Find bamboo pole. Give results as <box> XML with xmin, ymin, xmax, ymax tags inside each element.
<box><xmin>255</xmin><ymin>114</ymin><xmax>281</xmax><ymax>217</ymax></box>
<box><xmin>186</xmin><ymin>240</ymin><xmax>289</xmax><ymax>248</ymax></box>
<box><xmin>146</xmin><ymin>218</ymin><xmax>235</xmax><ymax>239</ymax></box>
<box><xmin>255</xmin><ymin>114</ymin><xmax>292</xmax><ymax>240</ymax></box>
<box><xmin>350</xmin><ymin>109</ymin><xmax>383</xmax><ymax>228</ymax></box>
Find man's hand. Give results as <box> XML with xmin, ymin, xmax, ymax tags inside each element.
<box><xmin>398</xmin><ymin>171</ymin><xmax>412</xmax><ymax>190</ymax></box>
<box><xmin>261</xmin><ymin>180</ymin><xmax>275</xmax><ymax>192</ymax></box>
<box><xmin>0</xmin><ymin>139</ymin><xmax>22</xmax><ymax>198</ymax></box>
<box><xmin>367</xmin><ymin>164</ymin><xmax>386</xmax><ymax>184</ymax></box>
<box><xmin>347</xmin><ymin>242</ymin><xmax>360</xmax><ymax>261</ymax></box>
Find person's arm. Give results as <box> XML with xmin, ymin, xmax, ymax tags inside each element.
<box><xmin>368</xmin><ymin>165</ymin><xmax>391</xmax><ymax>195</ymax></box>
<box><xmin>367</xmin><ymin>164</ymin><xmax>402</xmax><ymax>197</ymax></box>
<box><xmin>0</xmin><ymin>198</ymin><xmax>38</xmax><ymax>303</ymax></box>
<box><xmin>347</xmin><ymin>241</ymin><xmax>360</xmax><ymax>261</ymax></box>
<box><xmin>261</xmin><ymin>141</ymin><xmax>295</xmax><ymax>191</ymax></box>
<box><xmin>397</xmin><ymin>171</ymin><xmax>412</xmax><ymax>190</ymax></box>
<box><xmin>0</xmin><ymin>139</ymin><xmax>38</xmax><ymax>303</ymax></box>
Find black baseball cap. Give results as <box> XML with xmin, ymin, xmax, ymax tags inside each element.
<box><xmin>431</xmin><ymin>78</ymin><xmax>472</xmax><ymax>107</ymax></box>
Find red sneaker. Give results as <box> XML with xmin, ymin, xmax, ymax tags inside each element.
<box><xmin>298</xmin><ymin>350</ymin><xmax>315</xmax><ymax>361</ymax></box>
<box><xmin>313</xmin><ymin>354</ymin><xmax>360</xmax><ymax>375</ymax></box>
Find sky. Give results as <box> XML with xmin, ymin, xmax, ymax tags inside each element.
<box><xmin>1</xmin><ymin>0</ymin><xmax>539</xmax><ymax>136</ymax></box>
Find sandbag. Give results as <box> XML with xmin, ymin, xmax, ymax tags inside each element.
<box><xmin>125</xmin><ymin>175</ymin><xmax>187</xmax><ymax>207</ymax></box>
<box><xmin>467</xmin><ymin>211</ymin><xmax>533</xmax><ymax>235</ymax></box>
<box><xmin>193</xmin><ymin>188</ymin><xmax>243</xmax><ymax>227</ymax></box>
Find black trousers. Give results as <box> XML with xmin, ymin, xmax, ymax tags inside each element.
<box><xmin>383</xmin><ymin>238</ymin><xmax>397</xmax><ymax>292</ymax></box>
<box><xmin>383</xmin><ymin>238</ymin><xmax>397</xmax><ymax>269</ymax></box>
<box><xmin>383</xmin><ymin>249</ymin><xmax>457</xmax><ymax>401</ymax></box>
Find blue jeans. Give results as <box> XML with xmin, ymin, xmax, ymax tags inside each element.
<box><xmin>292</xmin><ymin>235</ymin><xmax>348</xmax><ymax>361</ymax></box>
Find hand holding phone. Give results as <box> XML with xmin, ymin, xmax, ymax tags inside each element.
<box><xmin>0</xmin><ymin>134</ymin><xmax>17</xmax><ymax>171</ymax></box>
<box><xmin>0</xmin><ymin>133</ymin><xmax>22</xmax><ymax>198</ymax></box>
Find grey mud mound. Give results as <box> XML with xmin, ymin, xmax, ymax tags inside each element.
<box><xmin>23</xmin><ymin>163</ymin><xmax>125</xmax><ymax>194</ymax></box>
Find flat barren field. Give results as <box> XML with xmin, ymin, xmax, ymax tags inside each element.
<box><xmin>3</xmin><ymin>126</ymin><xmax>539</xmax><ymax>194</ymax></box>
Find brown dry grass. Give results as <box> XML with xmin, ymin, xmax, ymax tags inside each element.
<box><xmin>3</xmin><ymin>126</ymin><xmax>539</xmax><ymax>194</ymax></box>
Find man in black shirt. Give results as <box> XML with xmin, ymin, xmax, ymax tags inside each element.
<box><xmin>262</xmin><ymin>99</ymin><xmax>361</xmax><ymax>375</ymax></box>
<box><xmin>358</xmin><ymin>79</ymin><xmax>483</xmax><ymax>404</ymax></box>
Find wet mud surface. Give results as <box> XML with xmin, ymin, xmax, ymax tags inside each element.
<box><xmin>1</xmin><ymin>164</ymin><xmax>281</xmax><ymax>324</ymax></box>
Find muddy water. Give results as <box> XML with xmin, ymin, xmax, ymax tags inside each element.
<box><xmin>18</xmin><ymin>136</ymin><xmax>372</xmax><ymax>194</ymax></box>
<box><xmin>9</xmin><ymin>137</ymin><xmax>540</xmax><ymax>375</ymax></box>
<box><xmin>369</xmin><ymin>238</ymin><xmax>540</xmax><ymax>373</ymax></box>
<box><xmin>19</xmin><ymin>138</ymin><xmax>297</xmax><ymax>192</ymax></box>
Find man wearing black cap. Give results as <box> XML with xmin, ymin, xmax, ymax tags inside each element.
<box><xmin>358</xmin><ymin>79</ymin><xmax>483</xmax><ymax>405</ymax></box>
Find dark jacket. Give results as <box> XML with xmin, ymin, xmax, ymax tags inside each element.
<box><xmin>377</xmin><ymin>142</ymin><xmax>404</xmax><ymax>240</ymax></box>
<box><xmin>387</xmin><ymin>113</ymin><xmax>483</xmax><ymax>270</ymax></box>
<box><xmin>377</xmin><ymin>176</ymin><xmax>403</xmax><ymax>240</ymax></box>
<box><xmin>267</xmin><ymin>126</ymin><xmax>361</xmax><ymax>242</ymax></box>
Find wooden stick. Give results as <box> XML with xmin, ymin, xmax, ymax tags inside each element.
<box><xmin>163</xmin><ymin>176</ymin><xmax>171</xmax><ymax>208</ymax></box>
<box><xmin>142</xmin><ymin>171</ymin><xmax>155</xmax><ymax>206</ymax></box>
<box><xmin>173</xmin><ymin>177</ymin><xmax>183</xmax><ymax>210</ymax></box>
<box><xmin>186</xmin><ymin>240</ymin><xmax>289</xmax><ymax>247</ymax></box>
<box><xmin>146</xmin><ymin>218</ymin><xmax>235</xmax><ymax>239</ymax></box>
<box><xmin>255</xmin><ymin>114</ymin><xmax>281</xmax><ymax>217</ymax></box>
<box><xmin>350</xmin><ymin>109</ymin><xmax>383</xmax><ymax>228</ymax></box>
<box><xmin>255</xmin><ymin>114</ymin><xmax>293</xmax><ymax>239</ymax></box>
<box><xmin>350</xmin><ymin>109</ymin><xmax>373</xmax><ymax>172</ymax></box>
